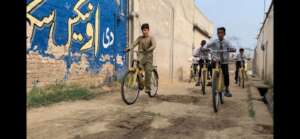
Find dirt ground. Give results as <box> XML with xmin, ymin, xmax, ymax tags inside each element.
<box><xmin>27</xmin><ymin>67</ymin><xmax>273</xmax><ymax>139</ymax></box>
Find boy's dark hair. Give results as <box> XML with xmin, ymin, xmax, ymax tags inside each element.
<box><xmin>201</xmin><ymin>40</ymin><xmax>206</xmax><ymax>45</ymax></box>
<box><xmin>141</xmin><ymin>23</ymin><xmax>149</xmax><ymax>30</ymax></box>
<box><xmin>217</xmin><ymin>27</ymin><xmax>226</xmax><ymax>34</ymax></box>
<box><xmin>239</xmin><ymin>48</ymin><xmax>244</xmax><ymax>52</ymax></box>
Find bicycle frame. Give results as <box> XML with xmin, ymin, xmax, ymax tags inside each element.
<box><xmin>201</xmin><ymin>60</ymin><xmax>208</xmax><ymax>83</ymax></box>
<box><xmin>239</xmin><ymin>60</ymin><xmax>248</xmax><ymax>81</ymax></box>
<box><xmin>189</xmin><ymin>62</ymin><xmax>200</xmax><ymax>83</ymax></box>
<box><xmin>212</xmin><ymin>62</ymin><xmax>225</xmax><ymax>93</ymax></box>
<box><xmin>208</xmin><ymin>49</ymin><xmax>235</xmax><ymax>93</ymax></box>
<box><xmin>127</xmin><ymin>56</ymin><xmax>145</xmax><ymax>88</ymax></box>
<box><xmin>202</xmin><ymin>61</ymin><xmax>208</xmax><ymax>74</ymax></box>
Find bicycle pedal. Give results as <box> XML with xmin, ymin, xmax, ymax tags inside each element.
<box><xmin>129</xmin><ymin>68</ymin><xmax>136</xmax><ymax>72</ymax></box>
<box><xmin>139</xmin><ymin>86</ymin><xmax>144</xmax><ymax>90</ymax></box>
<box><xmin>145</xmin><ymin>91</ymin><xmax>151</xmax><ymax>95</ymax></box>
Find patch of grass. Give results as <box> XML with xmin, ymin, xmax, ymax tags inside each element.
<box><xmin>27</xmin><ymin>84</ymin><xmax>95</xmax><ymax>108</ymax></box>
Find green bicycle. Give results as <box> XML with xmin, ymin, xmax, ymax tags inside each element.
<box><xmin>121</xmin><ymin>51</ymin><xmax>159</xmax><ymax>105</ymax></box>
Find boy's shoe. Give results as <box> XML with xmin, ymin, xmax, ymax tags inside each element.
<box><xmin>207</xmin><ymin>82</ymin><xmax>212</xmax><ymax>86</ymax></box>
<box><xmin>224</xmin><ymin>90</ymin><xmax>232</xmax><ymax>97</ymax></box>
<box><xmin>139</xmin><ymin>85</ymin><xmax>144</xmax><ymax>90</ymax></box>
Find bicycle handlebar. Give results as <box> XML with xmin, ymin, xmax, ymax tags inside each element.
<box><xmin>207</xmin><ymin>48</ymin><xmax>236</xmax><ymax>53</ymax></box>
<box><xmin>125</xmin><ymin>48</ymin><xmax>139</xmax><ymax>53</ymax></box>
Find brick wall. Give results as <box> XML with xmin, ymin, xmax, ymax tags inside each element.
<box><xmin>26</xmin><ymin>0</ymin><xmax>128</xmax><ymax>92</ymax></box>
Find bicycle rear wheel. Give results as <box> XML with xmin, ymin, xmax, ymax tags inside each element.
<box><xmin>242</xmin><ymin>70</ymin><xmax>245</xmax><ymax>88</ymax></box>
<box><xmin>189</xmin><ymin>68</ymin><xmax>193</xmax><ymax>83</ymax></box>
<box><xmin>201</xmin><ymin>70</ymin><xmax>207</xmax><ymax>95</ymax></box>
<box><xmin>238</xmin><ymin>70</ymin><xmax>241</xmax><ymax>87</ymax></box>
<box><xmin>148</xmin><ymin>69</ymin><xmax>159</xmax><ymax>97</ymax></box>
<box><xmin>189</xmin><ymin>67</ymin><xmax>196</xmax><ymax>83</ymax></box>
<box><xmin>121</xmin><ymin>71</ymin><xmax>140</xmax><ymax>105</ymax></box>
<box><xmin>212</xmin><ymin>72</ymin><xmax>220</xmax><ymax>113</ymax></box>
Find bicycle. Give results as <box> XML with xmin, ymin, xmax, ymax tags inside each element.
<box><xmin>121</xmin><ymin>50</ymin><xmax>159</xmax><ymax>105</ymax></box>
<box><xmin>208</xmin><ymin>49</ymin><xmax>236</xmax><ymax>112</ymax></box>
<box><xmin>189</xmin><ymin>62</ymin><xmax>199</xmax><ymax>83</ymax></box>
<box><xmin>237</xmin><ymin>59</ymin><xmax>250</xmax><ymax>88</ymax></box>
<box><xmin>199</xmin><ymin>59</ymin><xmax>209</xmax><ymax>95</ymax></box>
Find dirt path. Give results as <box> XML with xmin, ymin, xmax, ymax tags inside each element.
<box><xmin>27</xmin><ymin>71</ymin><xmax>273</xmax><ymax>139</ymax></box>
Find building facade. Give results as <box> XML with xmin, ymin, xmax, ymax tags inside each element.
<box><xmin>128</xmin><ymin>0</ymin><xmax>213</xmax><ymax>82</ymax></box>
<box><xmin>26</xmin><ymin>0</ymin><xmax>213</xmax><ymax>91</ymax></box>
<box><xmin>254</xmin><ymin>1</ymin><xmax>273</xmax><ymax>85</ymax></box>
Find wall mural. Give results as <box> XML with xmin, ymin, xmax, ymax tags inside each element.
<box><xmin>26</xmin><ymin>0</ymin><xmax>128</xmax><ymax>80</ymax></box>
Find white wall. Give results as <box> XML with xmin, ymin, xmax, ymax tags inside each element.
<box><xmin>129</xmin><ymin>0</ymin><xmax>213</xmax><ymax>82</ymax></box>
<box><xmin>255</xmin><ymin>3</ymin><xmax>273</xmax><ymax>84</ymax></box>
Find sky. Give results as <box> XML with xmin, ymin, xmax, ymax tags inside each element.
<box><xmin>196</xmin><ymin>0</ymin><xmax>272</xmax><ymax>50</ymax></box>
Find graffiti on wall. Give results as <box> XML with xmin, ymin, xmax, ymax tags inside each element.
<box><xmin>27</xmin><ymin>0</ymin><xmax>128</xmax><ymax>80</ymax></box>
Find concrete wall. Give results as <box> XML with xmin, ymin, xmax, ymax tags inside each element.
<box><xmin>129</xmin><ymin>0</ymin><xmax>213</xmax><ymax>82</ymax></box>
<box><xmin>254</xmin><ymin>2</ymin><xmax>273</xmax><ymax>84</ymax></box>
<box><xmin>26</xmin><ymin>0</ymin><xmax>128</xmax><ymax>91</ymax></box>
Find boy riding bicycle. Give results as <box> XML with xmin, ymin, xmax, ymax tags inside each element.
<box><xmin>125</xmin><ymin>23</ymin><xmax>156</xmax><ymax>95</ymax></box>
<box><xmin>235</xmin><ymin>48</ymin><xmax>251</xmax><ymax>84</ymax></box>
<box><xmin>191</xmin><ymin>47</ymin><xmax>200</xmax><ymax>80</ymax></box>
<box><xmin>194</xmin><ymin>40</ymin><xmax>211</xmax><ymax>86</ymax></box>
<box><xmin>206</xmin><ymin>27</ymin><xmax>236</xmax><ymax>97</ymax></box>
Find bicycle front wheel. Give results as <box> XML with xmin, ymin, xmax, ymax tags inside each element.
<box><xmin>121</xmin><ymin>71</ymin><xmax>140</xmax><ymax>105</ymax></box>
<box><xmin>212</xmin><ymin>72</ymin><xmax>220</xmax><ymax>113</ymax></box>
<box><xmin>148</xmin><ymin>69</ymin><xmax>159</xmax><ymax>97</ymax></box>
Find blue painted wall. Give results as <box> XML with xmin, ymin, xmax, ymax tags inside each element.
<box><xmin>27</xmin><ymin>0</ymin><xmax>128</xmax><ymax>80</ymax></box>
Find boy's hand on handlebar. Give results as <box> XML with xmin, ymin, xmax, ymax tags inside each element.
<box><xmin>200</xmin><ymin>48</ymin><xmax>210</xmax><ymax>52</ymax></box>
<box><xmin>125</xmin><ymin>47</ymin><xmax>131</xmax><ymax>52</ymax></box>
<box><xmin>227</xmin><ymin>48</ymin><xmax>236</xmax><ymax>52</ymax></box>
<box><xmin>204</xmin><ymin>48</ymin><xmax>211</xmax><ymax>52</ymax></box>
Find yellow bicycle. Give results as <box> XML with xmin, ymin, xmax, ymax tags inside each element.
<box><xmin>189</xmin><ymin>58</ymin><xmax>200</xmax><ymax>83</ymax></box>
<box><xmin>209</xmin><ymin>49</ymin><xmax>236</xmax><ymax>112</ymax></box>
<box><xmin>200</xmin><ymin>60</ymin><xmax>209</xmax><ymax>95</ymax></box>
<box><xmin>237</xmin><ymin>59</ymin><xmax>250</xmax><ymax>88</ymax></box>
<box><xmin>121</xmin><ymin>50</ymin><xmax>159</xmax><ymax>105</ymax></box>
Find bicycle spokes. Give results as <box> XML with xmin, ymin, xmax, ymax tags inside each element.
<box><xmin>121</xmin><ymin>72</ymin><xmax>140</xmax><ymax>105</ymax></box>
<box><xmin>126</xmin><ymin>73</ymin><xmax>139</xmax><ymax>90</ymax></box>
